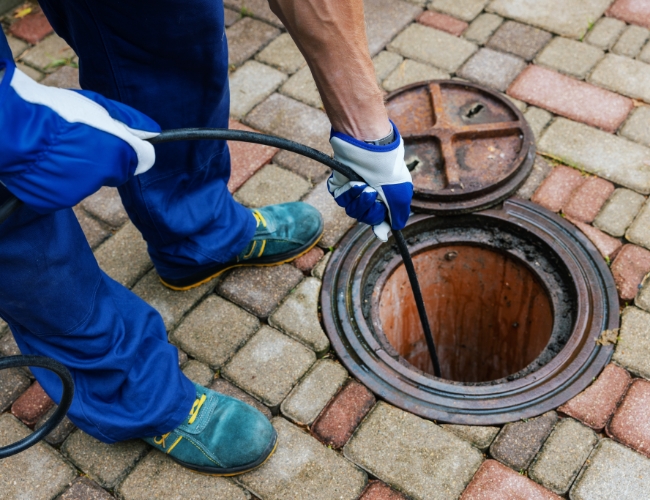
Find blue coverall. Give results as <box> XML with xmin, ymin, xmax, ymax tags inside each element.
<box><xmin>0</xmin><ymin>0</ymin><xmax>256</xmax><ymax>443</ymax></box>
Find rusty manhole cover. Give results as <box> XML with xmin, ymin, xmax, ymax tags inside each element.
<box><xmin>386</xmin><ymin>80</ymin><xmax>535</xmax><ymax>214</ymax></box>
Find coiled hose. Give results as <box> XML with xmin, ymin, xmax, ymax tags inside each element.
<box><xmin>0</xmin><ymin>126</ymin><xmax>440</xmax><ymax>458</ymax></box>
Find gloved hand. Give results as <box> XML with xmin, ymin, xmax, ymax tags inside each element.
<box><xmin>0</xmin><ymin>59</ymin><xmax>160</xmax><ymax>214</ymax></box>
<box><xmin>327</xmin><ymin>121</ymin><xmax>413</xmax><ymax>241</ymax></box>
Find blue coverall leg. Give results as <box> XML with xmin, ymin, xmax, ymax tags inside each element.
<box><xmin>0</xmin><ymin>0</ymin><xmax>256</xmax><ymax>442</ymax></box>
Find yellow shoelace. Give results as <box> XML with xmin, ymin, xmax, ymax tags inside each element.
<box><xmin>242</xmin><ymin>210</ymin><xmax>267</xmax><ymax>259</ymax></box>
<box><xmin>252</xmin><ymin>210</ymin><xmax>267</xmax><ymax>228</ymax></box>
<box><xmin>152</xmin><ymin>394</ymin><xmax>206</xmax><ymax>454</ymax></box>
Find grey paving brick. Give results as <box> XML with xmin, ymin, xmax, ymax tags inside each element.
<box><xmin>238</xmin><ymin>417</ymin><xmax>367</xmax><ymax>500</ymax></box>
<box><xmin>280</xmin><ymin>359</ymin><xmax>348</xmax><ymax>426</ymax></box>
<box><xmin>255</xmin><ymin>33</ymin><xmax>305</xmax><ymax>75</ymax></box>
<box><xmin>227</xmin><ymin>17</ymin><xmax>280</xmax><ymax>67</ymax></box>
<box><xmin>117</xmin><ymin>450</ymin><xmax>249</xmax><ymax>500</ymax></box>
<box><xmin>627</xmin><ymin>199</ymin><xmax>650</xmax><ymax>250</ymax></box>
<box><xmin>463</xmin><ymin>13</ymin><xmax>504</xmax><ymax>45</ymax></box>
<box><xmin>388</xmin><ymin>24</ymin><xmax>477</xmax><ymax>72</ymax></box>
<box><xmin>594</xmin><ymin>188</ymin><xmax>646</xmax><ymax>237</ymax></box>
<box><xmin>95</xmin><ymin>222</ymin><xmax>152</xmax><ymax>288</ymax></box>
<box><xmin>363</xmin><ymin>0</ymin><xmax>422</xmax><ymax>57</ymax></box>
<box><xmin>586</xmin><ymin>17</ymin><xmax>627</xmax><ymax>50</ymax></box>
<box><xmin>570</xmin><ymin>439</ymin><xmax>650</xmax><ymax>500</ymax></box>
<box><xmin>487</xmin><ymin>20</ymin><xmax>552</xmax><ymax>60</ymax></box>
<box><xmin>224</xmin><ymin>7</ymin><xmax>241</xmax><ymax>27</ymax></box>
<box><xmin>181</xmin><ymin>359</ymin><xmax>214</xmax><ymax>387</ymax></box>
<box><xmin>535</xmin><ymin>37</ymin><xmax>604</xmax><ymax>79</ymax></box>
<box><xmin>636</xmin><ymin>274</ymin><xmax>650</xmax><ymax>312</ymax></box>
<box><xmin>217</xmin><ymin>263</ymin><xmax>304</xmax><ymax>318</ymax></box>
<box><xmin>504</xmin><ymin>93</ymin><xmax>527</xmax><ymax>112</ymax></box>
<box><xmin>311</xmin><ymin>251</ymin><xmax>331</xmax><ymax>279</ymax></box>
<box><xmin>0</xmin><ymin>368</ymin><xmax>30</xmax><ymax>412</ymax></box>
<box><xmin>210</xmin><ymin>377</ymin><xmax>272</xmax><ymax>419</ymax></box>
<box><xmin>458</xmin><ymin>47</ymin><xmax>525</xmax><ymax>91</ymax></box>
<box><xmin>440</xmin><ymin>424</ymin><xmax>500</xmax><ymax>451</ymax></box>
<box><xmin>35</xmin><ymin>407</ymin><xmax>76</xmax><ymax>447</ymax></box>
<box><xmin>224</xmin><ymin>0</ymin><xmax>282</xmax><ymax>27</ymax></box>
<box><xmin>234</xmin><ymin>164</ymin><xmax>311</xmax><ymax>207</ymax></box>
<box><xmin>229</xmin><ymin>60</ymin><xmax>287</xmax><ymax>119</ymax></box>
<box><xmin>7</xmin><ymin>34</ymin><xmax>27</xmax><ymax>58</ymax></box>
<box><xmin>528</xmin><ymin>418</ymin><xmax>598</xmax><ymax>495</ymax></box>
<box><xmin>373</xmin><ymin>50</ymin><xmax>403</xmax><ymax>84</ymax></box>
<box><xmin>638</xmin><ymin>40</ymin><xmax>650</xmax><ymax>64</ymax></box>
<box><xmin>538</xmin><ymin>118</ymin><xmax>650</xmax><ymax>195</ymax></box>
<box><xmin>269</xmin><ymin>277</ymin><xmax>329</xmax><ymax>355</ymax></box>
<box><xmin>131</xmin><ymin>269</ymin><xmax>215</xmax><ymax>332</ymax></box>
<box><xmin>523</xmin><ymin>107</ymin><xmax>553</xmax><ymax>141</ymax></box>
<box><xmin>613</xmin><ymin>306</ymin><xmax>650</xmax><ymax>380</ymax></box>
<box><xmin>0</xmin><ymin>318</ymin><xmax>6</xmax><ymax>335</ymax></box>
<box><xmin>62</xmin><ymin>429</ymin><xmax>148</xmax><ymax>489</ymax></box>
<box><xmin>0</xmin><ymin>326</ymin><xmax>19</xmax><ymax>357</ymax></box>
<box><xmin>589</xmin><ymin>54</ymin><xmax>650</xmax><ymax>103</ymax></box>
<box><xmin>245</xmin><ymin>93</ymin><xmax>332</xmax><ymax>182</ymax></box>
<box><xmin>344</xmin><ymin>402</ymin><xmax>483</xmax><ymax>500</ymax></box>
<box><xmin>620</xmin><ymin>106</ymin><xmax>650</xmax><ymax>148</ymax></box>
<box><xmin>0</xmin><ymin>414</ymin><xmax>76</xmax><ymax>500</ymax></box>
<box><xmin>16</xmin><ymin>61</ymin><xmax>43</xmax><ymax>81</ymax></box>
<box><xmin>303</xmin><ymin>180</ymin><xmax>356</xmax><ymax>249</ymax></box>
<box><xmin>59</xmin><ymin>477</ymin><xmax>113</xmax><ymax>500</ymax></box>
<box><xmin>613</xmin><ymin>25</ymin><xmax>650</xmax><ymax>58</ymax></box>
<box><xmin>489</xmin><ymin>411</ymin><xmax>558</xmax><ymax>471</ymax></box>
<box><xmin>74</xmin><ymin>206</ymin><xmax>111</xmax><ymax>249</ymax></box>
<box><xmin>80</xmin><ymin>187</ymin><xmax>127</xmax><ymax>228</ymax></box>
<box><xmin>41</xmin><ymin>65</ymin><xmax>80</xmax><ymax>89</ymax></box>
<box><xmin>172</xmin><ymin>294</ymin><xmax>260</xmax><ymax>369</ymax></box>
<box><xmin>487</xmin><ymin>0</ymin><xmax>612</xmax><ymax>40</ymax></box>
<box><xmin>280</xmin><ymin>65</ymin><xmax>322</xmax><ymax>109</ymax></box>
<box><xmin>223</xmin><ymin>326</ymin><xmax>316</xmax><ymax>408</ymax></box>
<box><xmin>429</xmin><ymin>0</ymin><xmax>489</xmax><ymax>22</ymax></box>
<box><xmin>20</xmin><ymin>34</ymin><xmax>75</xmax><ymax>72</ymax></box>
<box><xmin>382</xmin><ymin>59</ymin><xmax>449</xmax><ymax>92</ymax></box>
<box><xmin>176</xmin><ymin>345</ymin><xmax>189</xmax><ymax>367</ymax></box>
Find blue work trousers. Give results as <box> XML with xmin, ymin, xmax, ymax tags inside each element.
<box><xmin>0</xmin><ymin>0</ymin><xmax>256</xmax><ymax>443</ymax></box>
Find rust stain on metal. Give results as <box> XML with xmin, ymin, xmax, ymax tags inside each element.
<box><xmin>386</xmin><ymin>81</ymin><xmax>535</xmax><ymax>214</ymax></box>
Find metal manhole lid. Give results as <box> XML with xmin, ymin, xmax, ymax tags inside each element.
<box><xmin>386</xmin><ymin>80</ymin><xmax>535</xmax><ymax>214</ymax></box>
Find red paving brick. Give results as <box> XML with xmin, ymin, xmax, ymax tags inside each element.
<box><xmin>417</xmin><ymin>11</ymin><xmax>468</xmax><ymax>36</ymax></box>
<box><xmin>611</xmin><ymin>244</ymin><xmax>650</xmax><ymax>301</ymax></box>
<box><xmin>460</xmin><ymin>460</ymin><xmax>561</xmax><ymax>500</ymax></box>
<box><xmin>227</xmin><ymin>120</ymin><xmax>279</xmax><ymax>193</ymax></box>
<box><xmin>531</xmin><ymin>166</ymin><xmax>585</xmax><ymax>213</ymax></box>
<box><xmin>293</xmin><ymin>246</ymin><xmax>324</xmax><ymax>273</ymax></box>
<box><xmin>359</xmin><ymin>481</ymin><xmax>408</xmax><ymax>500</ymax></box>
<box><xmin>558</xmin><ymin>364</ymin><xmax>631</xmax><ymax>431</ymax></box>
<box><xmin>607</xmin><ymin>379</ymin><xmax>650</xmax><ymax>457</ymax></box>
<box><xmin>311</xmin><ymin>379</ymin><xmax>376</xmax><ymax>449</ymax></box>
<box><xmin>11</xmin><ymin>381</ymin><xmax>54</xmax><ymax>427</ymax></box>
<box><xmin>508</xmin><ymin>65</ymin><xmax>634</xmax><ymax>133</ymax></box>
<box><xmin>9</xmin><ymin>10</ymin><xmax>53</xmax><ymax>45</ymax></box>
<box><xmin>608</xmin><ymin>0</ymin><xmax>650</xmax><ymax>30</ymax></box>
<box><xmin>567</xmin><ymin>217</ymin><xmax>623</xmax><ymax>260</ymax></box>
<box><xmin>564</xmin><ymin>177</ymin><xmax>616</xmax><ymax>224</ymax></box>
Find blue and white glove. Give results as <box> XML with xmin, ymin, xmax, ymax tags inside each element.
<box><xmin>327</xmin><ymin>122</ymin><xmax>413</xmax><ymax>241</ymax></box>
<box><xmin>0</xmin><ymin>59</ymin><xmax>160</xmax><ymax>214</ymax></box>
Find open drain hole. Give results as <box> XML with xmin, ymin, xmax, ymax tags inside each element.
<box><xmin>378</xmin><ymin>245</ymin><xmax>554</xmax><ymax>383</ymax></box>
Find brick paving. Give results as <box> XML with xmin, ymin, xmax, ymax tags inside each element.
<box><xmin>4</xmin><ymin>1</ymin><xmax>650</xmax><ymax>498</ymax></box>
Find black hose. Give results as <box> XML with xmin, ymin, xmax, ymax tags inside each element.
<box><xmin>152</xmin><ymin>128</ymin><xmax>441</xmax><ymax>376</ymax></box>
<box><xmin>0</xmin><ymin>356</ymin><xmax>74</xmax><ymax>458</ymax></box>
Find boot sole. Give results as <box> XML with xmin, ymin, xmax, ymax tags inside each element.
<box><xmin>159</xmin><ymin>225</ymin><xmax>324</xmax><ymax>291</ymax></box>
<box><xmin>172</xmin><ymin>431</ymin><xmax>278</xmax><ymax>477</ymax></box>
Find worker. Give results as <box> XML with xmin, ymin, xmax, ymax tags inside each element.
<box><xmin>0</xmin><ymin>0</ymin><xmax>412</xmax><ymax>475</ymax></box>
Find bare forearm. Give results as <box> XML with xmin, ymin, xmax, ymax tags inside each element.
<box><xmin>268</xmin><ymin>0</ymin><xmax>391</xmax><ymax>140</ymax></box>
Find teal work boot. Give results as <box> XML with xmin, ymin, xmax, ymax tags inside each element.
<box><xmin>160</xmin><ymin>202</ymin><xmax>323</xmax><ymax>290</ymax></box>
<box><xmin>143</xmin><ymin>383</ymin><xmax>277</xmax><ymax>476</ymax></box>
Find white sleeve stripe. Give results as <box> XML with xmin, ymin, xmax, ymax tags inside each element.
<box><xmin>10</xmin><ymin>69</ymin><xmax>156</xmax><ymax>175</ymax></box>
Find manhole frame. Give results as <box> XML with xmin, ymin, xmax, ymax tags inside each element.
<box><xmin>321</xmin><ymin>199</ymin><xmax>619</xmax><ymax>425</ymax></box>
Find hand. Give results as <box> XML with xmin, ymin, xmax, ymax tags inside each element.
<box><xmin>327</xmin><ymin>122</ymin><xmax>413</xmax><ymax>241</ymax></box>
<box><xmin>0</xmin><ymin>60</ymin><xmax>160</xmax><ymax>214</ymax></box>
